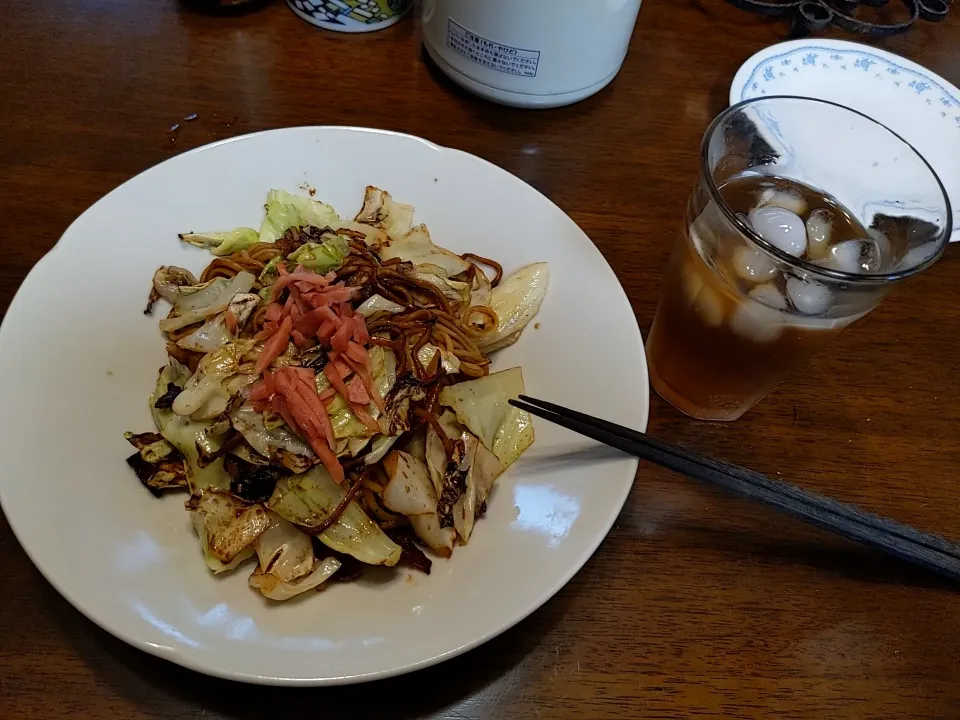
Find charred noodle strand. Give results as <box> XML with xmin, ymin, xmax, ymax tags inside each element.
<box><xmin>454</xmin><ymin>346</ymin><xmax>488</xmax><ymax>364</ymax></box>
<box><xmin>370</xmin><ymin>307</ymin><xmax>492</xmax><ymax>382</ymax></box>
<box><xmin>422</xmin><ymin>346</ymin><xmax>442</xmax><ymax>382</ymax></box>
<box><xmin>347</xmin><ymin>241</ymin><xmax>378</xmax><ymax>262</ymax></box>
<box><xmin>415</xmin><ymin>408</ymin><xmax>454</xmax><ymax>456</ymax></box>
<box><xmin>306</xmin><ymin>475</ymin><xmax>365</xmax><ymax>537</ymax></box>
<box><xmin>360</xmin><ymin>487</ymin><xmax>407</xmax><ymax>525</ymax></box>
<box><xmin>411</xmin><ymin>327</ymin><xmax>434</xmax><ymax>379</ymax></box>
<box><xmin>423</xmin><ymin>372</ymin><xmax>450</xmax><ymax>414</ymax></box>
<box><xmin>200</xmin><ymin>244</ymin><xmax>280</xmax><ymax>285</ymax></box>
<box><xmin>432</xmin><ymin>326</ymin><xmax>456</xmax><ymax>354</ymax></box>
<box><xmin>381</xmin><ymin>270</ymin><xmax>451</xmax><ymax>311</ymax></box>
<box><xmin>166</xmin><ymin>320</ymin><xmax>203</xmax><ymax>342</ymax></box>
<box><xmin>435</xmin><ymin>312</ymin><xmax>477</xmax><ymax>346</ymax></box>
<box><xmin>360</xmin><ymin>474</ymin><xmax>385</xmax><ymax>493</ymax></box>
<box><xmin>366</xmin><ymin>323</ymin><xmax>404</xmax><ymax>339</ymax></box>
<box><xmin>360</xmin><ymin>491</ymin><xmax>382</xmax><ymax>520</ymax></box>
<box><xmin>461</xmin><ymin>252</ymin><xmax>503</xmax><ymax>287</ymax></box>
<box><xmin>165</xmin><ymin>342</ymin><xmax>204</xmax><ymax>373</ymax></box>
<box><xmin>376</xmin><ymin>281</ymin><xmax>411</xmax><ymax>306</ymax></box>
<box><xmin>369</xmin><ymin>336</ymin><xmax>402</xmax><ymax>357</ymax></box>
<box><xmin>368</xmin><ymin>309</ymin><xmax>432</xmax><ymax>331</ymax></box>
<box><xmin>367</xmin><ymin>329</ymin><xmax>408</xmax><ymax>375</ymax></box>
<box><xmin>250</xmin><ymin>305</ymin><xmax>270</xmax><ymax>337</ymax></box>
<box><xmin>201</xmin><ymin>256</ymin><xmax>260</xmax><ymax>282</ymax></box>
<box><xmin>459</xmin><ymin>360</ymin><xmax>488</xmax><ymax>378</ymax></box>
<box><xmin>403</xmin><ymin>330</ymin><xmax>421</xmax><ymax>379</ymax></box>
<box><xmin>464</xmin><ymin>305</ymin><xmax>499</xmax><ymax>335</ymax></box>
<box><xmin>248</xmin><ymin>242</ymin><xmax>282</xmax><ymax>263</ymax></box>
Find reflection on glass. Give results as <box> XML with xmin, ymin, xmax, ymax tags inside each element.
<box><xmin>512</xmin><ymin>484</ymin><xmax>581</xmax><ymax>546</ymax></box>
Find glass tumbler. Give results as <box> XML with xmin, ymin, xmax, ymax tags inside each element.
<box><xmin>646</xmin><ymin>96</ymin><xmax>952</xmax><ymax>421</ymax></box>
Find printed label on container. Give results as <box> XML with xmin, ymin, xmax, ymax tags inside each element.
<box><xmin>446</xmin><ymin>19</ymin><xmax>540</xmax><ymax>78</ymax></box>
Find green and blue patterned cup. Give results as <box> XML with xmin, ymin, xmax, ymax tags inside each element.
<box><xmin>287</xmin><ymin>0</ymin><xmax>412</xmax><ymax>32</ymax></box>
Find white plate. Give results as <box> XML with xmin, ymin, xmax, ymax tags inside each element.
<box><xmin>730</xmin><ymin>39</ymin><xmax>960</xmax><ymax>240</ymax></box>
<box><xmin>0</xmin><ymin>127</ymin><xmax>647</xmax><ymax>685</ymax></box>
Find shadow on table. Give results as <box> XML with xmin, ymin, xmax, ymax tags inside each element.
<box><xmin>177</xmin><ymin>0</ymin><xmax>277</xmax><ymax>17</ymax></box>
<box><xmin>671</xmin><ymin>522</ymin><xmax>957</xmax><ymax>590</ymax></box>
<box><xmin>419</xmin><ymin>47</ymin><xmax>607</xmax><ymax>132</ymax></box>
<box><xmin>43</xmin><ymin>571</ymin><xmax>569</xmax><ymax>719</ymax></box>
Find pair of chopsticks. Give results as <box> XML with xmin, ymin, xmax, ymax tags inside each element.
<box><xmin>510</xmin><ymin>395</ymin><xmax>960</xmax><ymax>582</ymax></box>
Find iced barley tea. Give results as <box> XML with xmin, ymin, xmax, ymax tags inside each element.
<box><xmin>650</xmin><ymin>97</ymin><xmax>952</xmax><ymax>421</ymax></box>
<box><xmin>648</xmin><ymin>175</ymin><xmax>898</xmax><ymax>421</ymax></box>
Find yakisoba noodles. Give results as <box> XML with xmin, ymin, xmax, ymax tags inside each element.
<box><xmin>200</xmin><ymin>242</ymin><xmax>282</xmax><ymax>285</ymax></box>
<box><xmin>125</xmin><ymin>186</ymin><xmax>549</xmax><ymax>602</ymax></box>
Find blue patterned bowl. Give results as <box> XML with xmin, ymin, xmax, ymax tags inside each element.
<box><xmin>287</xmin><ymin>0</ymin><xmax>411</xmax><ymax>33</ymax></box>
<box><xmin>731</xmin><ymin>39</ymin><xmax>960</xmax><ymax>240</ymax></box>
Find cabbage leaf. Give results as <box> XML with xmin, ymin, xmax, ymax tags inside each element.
<box><xmin>353</xmin><ymin>186</ymin><xmax>414</xmax><ymax>241</ymax></box>
<box><xmin>478</xmin><ymin>263</ymin><xmax>549</xmax><ymax>349</ymax></box>
<box><xmin>179</xmin><ymin>228</ymin><xmax>259</xmax><ymax>256</ymax></box>
<box><xmin>259</xmin><ymin>190</ymin><xmax>338</xmax><ymax>243</ymax></box>
<box><xmin>172</xmin><ymin>340</ymin><xmax>252</xmax><ymax>420</ymax></box>
<box><xmin>159</xmin><ymin>272</ymin><xmax>256</xmax><ymax>332</ymax></box>
<box><xmin>231</xmin><ymin>404</ymin><xmax>314</xmax><ymax>459</ymax></box>
<box><xmin>150</xmin><ymin>359</ymin><xmax>230</xmax><ymax>494</ymax></box>
<box><xmin>248</xmin><ymin>511</ymin><xmax>342</xmax><ymax>600</ymax></box>
<box><xmin>380</xmin><ymin>224</ymin><xmax>471</xmax><ymax>277</ymax></box>
<box><xmin>287</xmin><ymin>234</ymin><xmax>349</xmax><ymax>273</ymax></box>
<box><xmin>187</xmin><ymin>490</ymin><xmax>270</xmax><ymax>573</ymax></box>
<box><xmin>268</xmin><ymin>467</ymin><xmax>402</xmax><ymax>567</ymax></box>
<box><xmin>439</xmin><ymin>367</ymin><xmax>534</xmax><ymax>469</ymax></box>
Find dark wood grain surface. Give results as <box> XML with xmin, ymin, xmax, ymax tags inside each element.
<box><xmin>3</xmin><ymin>1</ymin><xmax>960</xmax><ymax>718</ymax></box>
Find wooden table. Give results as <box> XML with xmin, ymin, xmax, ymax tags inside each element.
<box><xmin>3</xmin><ymin>2</ymin><xmax>960</xmax><ymax>718</ymax></box>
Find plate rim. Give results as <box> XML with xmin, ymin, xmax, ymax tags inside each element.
<box><xmin>0</xmin><ymin>125</ymin><xmax>647</xmax><ymax>685</ymax></box>
<box><xmin>728</xmin><ymin>39</ymin><xmax>960</xmax><ymax>239</ymax></box>
<box><xmin>729</xmin><ymin>38</ymin><xmax>960</xmax><ymax>106</ymax></box>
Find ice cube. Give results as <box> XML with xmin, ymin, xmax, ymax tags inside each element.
<box><xmin>867</xmin><ymin>228</ymin><xmax>892</xmax><ymax>271</ymax></box>
<box><xmin>760</xmin><ymin>188</ymin><xmax>808</xmax><ymax>216</ymax></box>
<box><xmin>682</xmin><ymin>263</ymin><xmax>705</xmax><ymax>303</ymax></box>
<box><xmin>749</xmin><ymin>283</ymin><xmax>788</xmax><ymax>310</ymax></box>
<box><xmin>681</xmin><ymin>263</ymin><xmax>723</xmax><ymax>326</ymax></box>
<box><xmin>826</xmin><ymin>239</ymin><xmax>883</xmax><ymax>274</ymax></box>
<box><xmin>732</xmin><ymin>245</ymin><xmax>777</xmax><ymax>284</ymax></box>
<box><xmin>805</xmin><ymin>208</ymin><xmax>833</xmax><ymax>261</ymax></box>
<box><xmin>748</xmin><ymin>206</ymin><xmax>807</xmax><ymax>257</ymax></box>
<box><xmin>729</xmin><ymin>298</ymin><xmax>784</xmax><ymax>344</ymax></box>
<box><xmin>786</xmin><ymin>277</ymin><xmax>832</xmax><ymax>315</ymax></box>
<box><xmin>694</xmin><ymin>285</ymin><xmax>724</xmax><ymax>327</ymax></box>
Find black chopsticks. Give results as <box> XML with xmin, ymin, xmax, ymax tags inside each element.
<box><xmin>510</xmin><ymin>395</ymin><xmax>960</xmax><ymax>582</ymax></box>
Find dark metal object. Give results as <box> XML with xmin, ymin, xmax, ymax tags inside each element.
<box><xmin>918</xmin><ymin>0</ymin><xmax>950</xmax><ymax>21</ymax></box>
<box><xmin>727</xmin><ymin>0</ymin><xmax>946</xmax><ymax>35</ymax></box>
<box><xmin>792</xmin><ymin>1</ymin><xmax>834</xmax><ymax>34</ymax></box>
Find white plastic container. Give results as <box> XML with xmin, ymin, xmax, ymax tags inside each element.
<box><xmin>420</xmin><ymin>0</ymin><xmax>643</xmax><ymax>109</ymax></box>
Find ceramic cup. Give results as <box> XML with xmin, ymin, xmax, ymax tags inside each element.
<box><xmin>421</xmin><ymin>0</ymin><xmax>642</xmax><ymax>108</ymax></box>
<box><xmin>287</xmin><ymin>0</ymin><xmax>412</xmax><ymax>32</ymax></box>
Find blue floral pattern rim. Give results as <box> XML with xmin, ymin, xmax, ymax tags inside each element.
<box><xmin>737</xmin><ymin>45</ymin><xmax>960</xmax><ymax>128</ymax></box>
<box><xmin>732</xmin><ymin>41</ymin><xmax>960</xmax><ymax>239</ymax></box>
